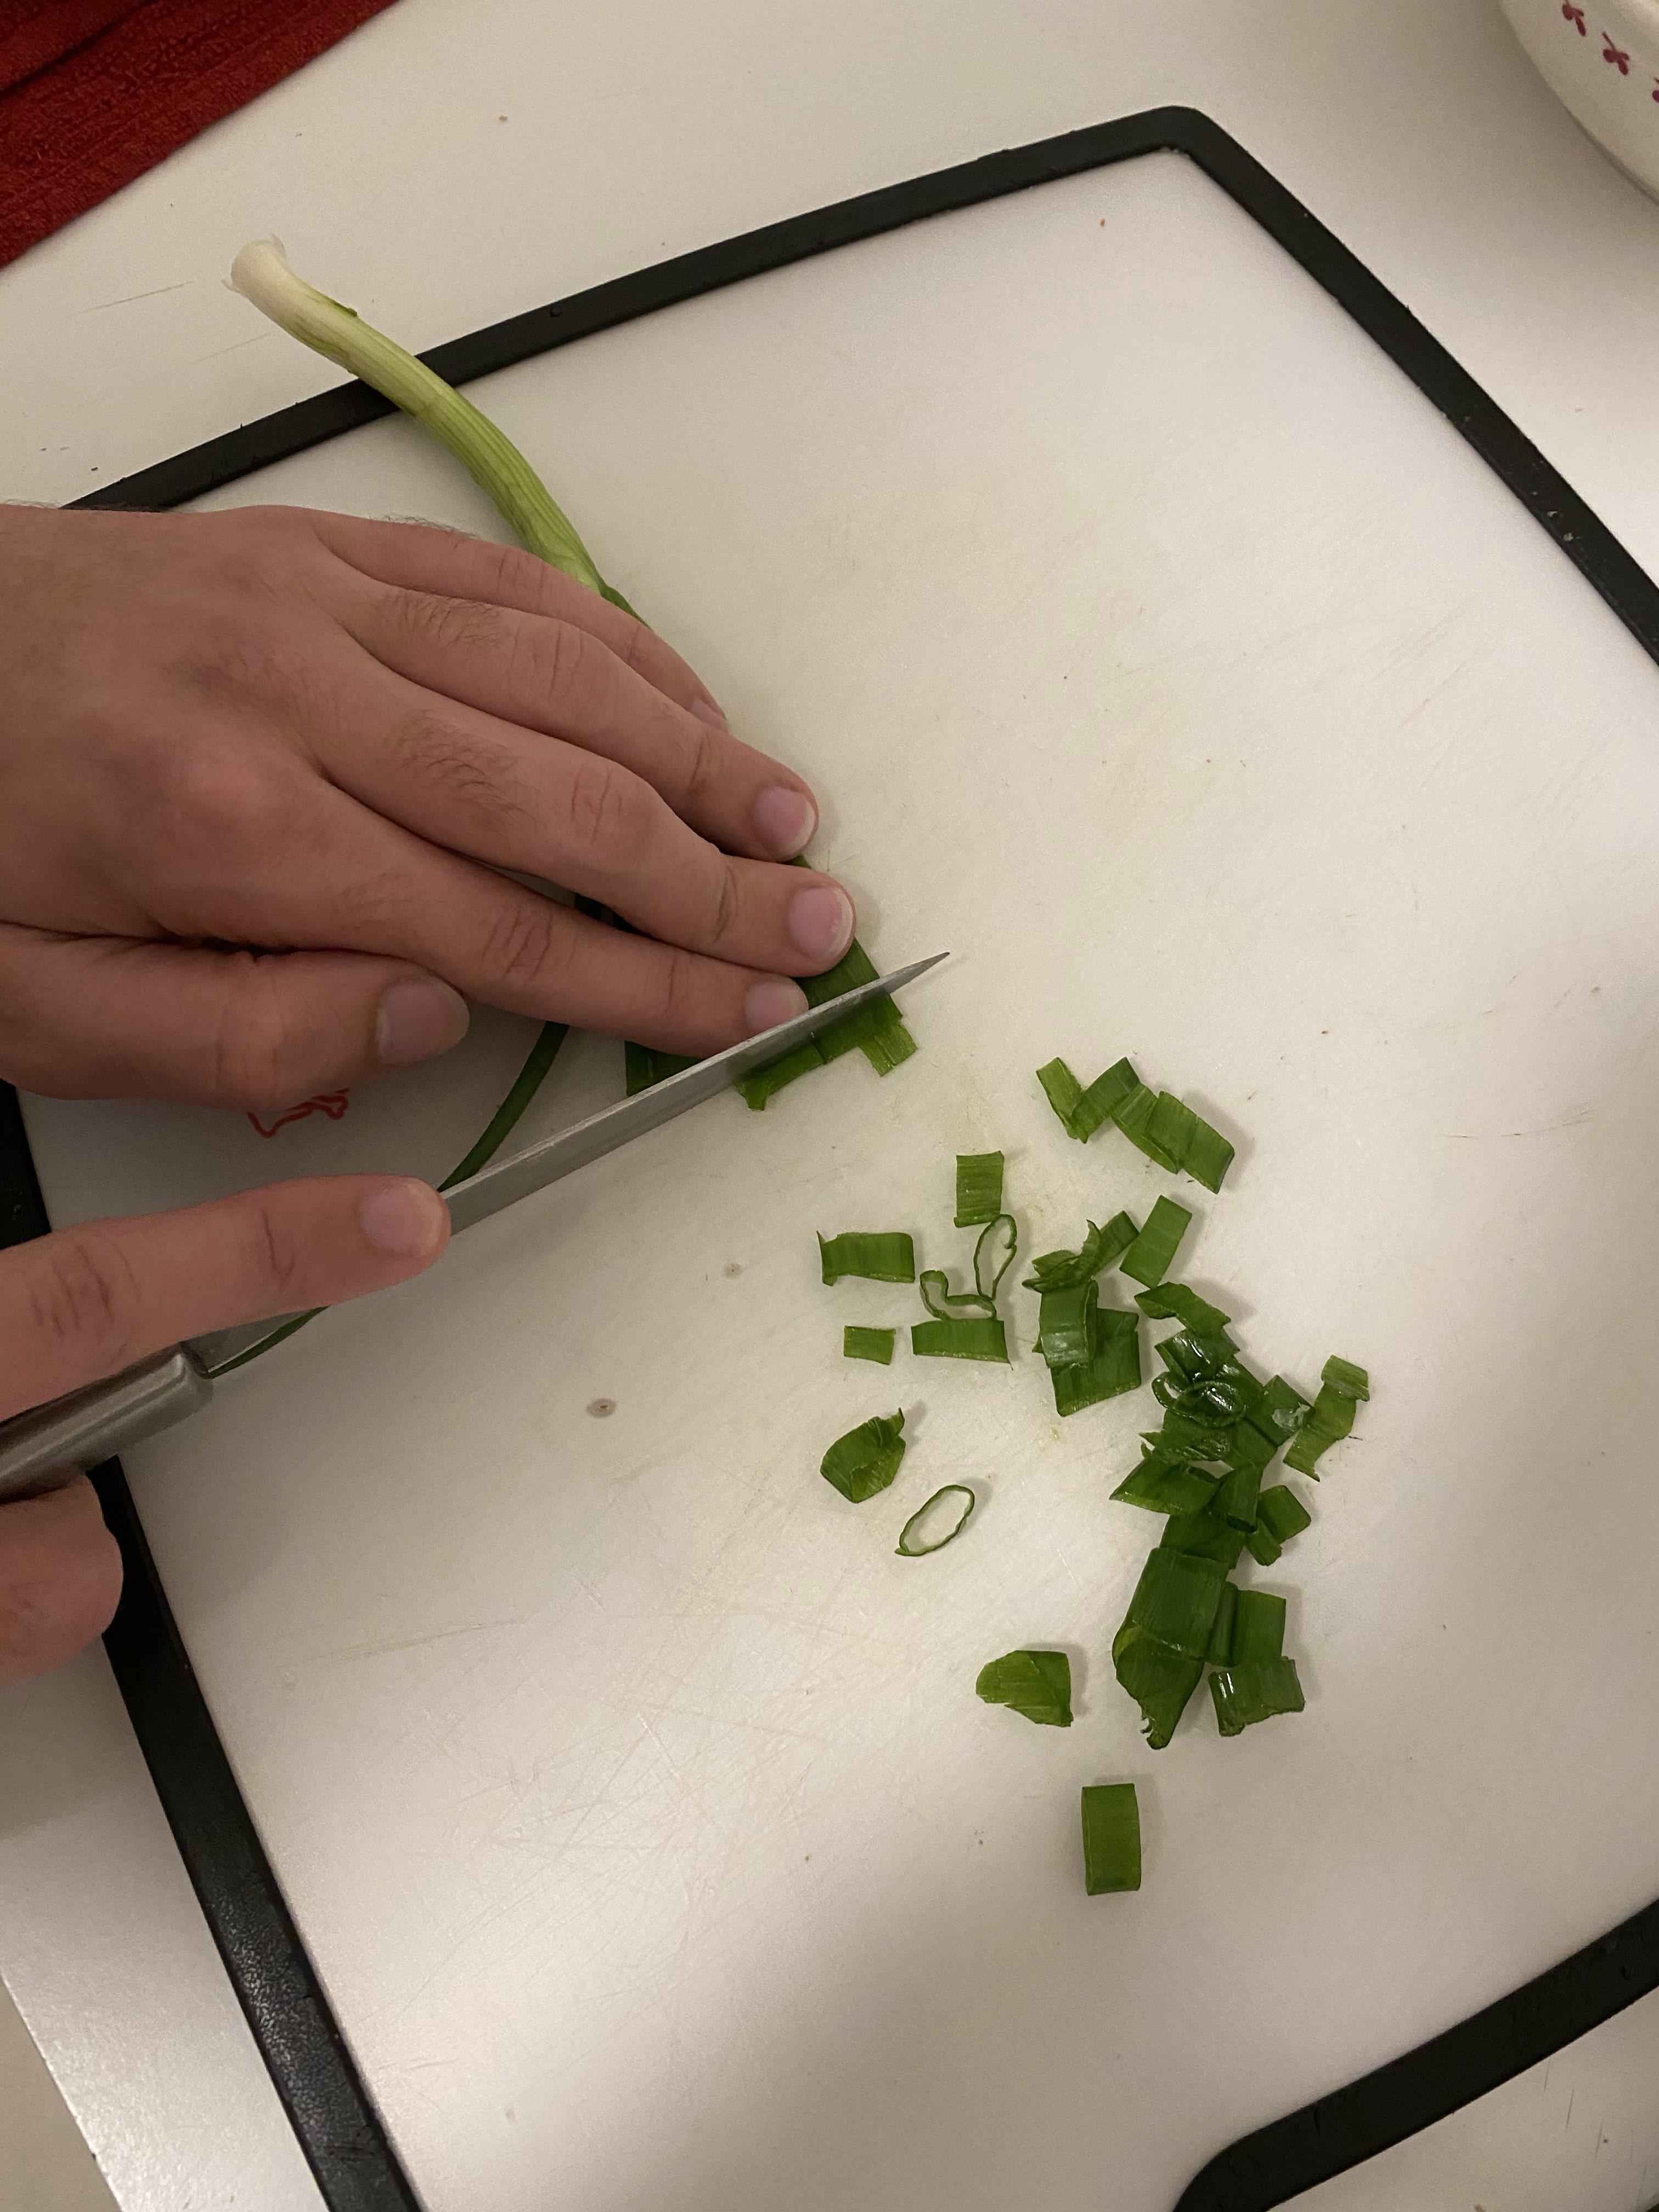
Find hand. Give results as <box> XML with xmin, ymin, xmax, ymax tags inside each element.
<box><xmin>0</xmin><ymin>504</ymin><xmax>853</xmax><ymax>1111</ymax></box>
<box><xmin>0</xmin><ymin>1172</ymin><xmax>449</xmax><ymax>1683</ymax></box>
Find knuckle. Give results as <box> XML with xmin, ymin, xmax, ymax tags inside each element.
<box><xmin>393</xmin><ymin>586</ymin><xmax>509</xmax><ymax>662</ymax></box>
<box><xmin>245</xmin><ymin>1195</ymin><xmax>307</xmax><ymax>1300</ymax></box>
<box><xmin>542</xmin><ymin>619</ymin><xmax>607</xmax><ymax>722</ymax></box>
<box><xmin>208</xmin><ymin>957</ymin><xmax>312</xmax><ymax>1111</ymax></box>
<box><xmin>652</xmin><ymin>945</ymin><xmax>706</xmax><ymax>1035</ymax></box>
<box><xmin>26</xmin><ymin>1231</ymin><xmax>143</xmax><ymax>1376</ymax></box>
<box><xmin>476</xmin><ymin>894</ymin><xmax>570</xmax><ymax>996</ymax></box>
<box><xmin>149</xmin><ymin>731</ymin><xmax>289</xmax><ymax>857</ymax></box>
<box><xmin>703</xmin><ymin>857</ymin><xmax>742</xmax><ymax>951</ymax></box>
<box><xmin>386</xmin><ymin>707</ymin><xmax>534</xmax><ymax>839</ymax></box>
<box><xmin>562</xmin><ymin>755</ymin><xmax>654</xmax><ymax>873</ymax></box>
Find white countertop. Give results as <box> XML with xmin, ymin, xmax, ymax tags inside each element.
<box><xmin>7</xmin><ymin>4</ymin><xmax>1659</xmax><ymax>2208</ymax></box>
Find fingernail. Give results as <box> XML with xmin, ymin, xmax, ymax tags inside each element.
<box><xmin>359</xmin><ymin>1178</ymin><xmax>448</xmax><ymax>1258</ymax></box>
<box><xmin>690</xmin><ymin>696</ymin><xmax>729</xmax><ymax>730</ymax></box>
<box><xmin>375</xmin><ymin>978</ymin><xmax>470</xmax><ymax>1066</ymax></box>
<box><xmin>743</xmin><ymin>978</ymin><xmax>809</xmax><ymax>1034</ymax></box>
<box><xmin>788</xmin><ymin>883</ymin><xmax>855</xmax><ymax>964</ymax></box>
<box><xmin>753</xmin><ymin>784</ymin><xmax>817</xmax><ymax>859</ymax></box>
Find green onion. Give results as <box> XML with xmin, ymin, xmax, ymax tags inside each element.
<box><xmin>1070</xmin><ymin>1058</ymin><xmax>1139</xmax><ymax>1141</ymax></box>
<box><xmin>1214</xmin><ymin>1460</ymin><xmax>1262</xmax><ymax>1533</ymax></box>
<box><xmin>896</xmin><ymin>1485</ymin><xmax>976</xmax><ymax>1556</ymax></box>
<box><xmin>1036</xmin><ymin>1280</ymin><xmax>1097</xmax><ymax>1371</ymax></box>
<box><xmin>820</xmin><ymin>1410</ymin><xmax>906</xmax><ymax>1502</ymax></box>
<box><xmin>1121</xmin><ymin>1548</ymin><xmax>1229</xmax><ymax>1657</ymax></box>
<box><xmin>1111</xmin><ymin>1458</ymin><xmax>1223</xmax><ymax>1517</ymax></box>
<box><xmin>1052</xmin><ymin>1305</ymin><xmax>1140</xmax><ymax>1416</ymax></box>
<box><xmin>1323</xmin><ymin>1355</ymin><xmax>1370</xmax><ymax>1401</ymax></box>
<box><xmin>1149</xmin><ymin>1408</ymin><xmax>1235</xmax><ymax>1461</ymax></box>
<box><xmin>1135</xmin><ymin>1284</ymin><xmax>1231</xmax><ymax>1335</ymax></box>
<box><xmin>1210</xmin><ymin>1657</ymin><xmax>1305</xmax><ymax>1737</ymax></box>
<box><xmin>1022</xmin><ymin>1212</ymin><xmax>1137</xmax><ymax>1293</ymax></box>
<box><xmin>819</xmin><ymin>1232</ymin><xmax>916</xmax><ymax>1285</ymax></box>
<box><xmin>975</xmin><ymin>1649</ymin><xmax>1071</xmax><ymax>1725</ymax></box>
<box><xmin>1080</xmin><ymin>1783</ymin><xmax>1142</xmax><ymax>1894</ymax></box>
<box><xmin>1159</xmin><ymin>1505</ymin><xmax>1249</xmax><ymax>1571</ymax></box>
<box><xmin>1111</xmin><ymin>1626</ymin><xmax>1204</xmax><ymax>1749</ymax></box>
<box><xmin>625</xmin><ymin>1042</ymin><xmax>696</xmax><ymax>1095</ymax></box>
<box><xmin>1036</xmin><ymin>1058</ymin><xmax>1085</xmax><ymax>1133</ymax></box>
<box><xmin>738</xmin><ymin>936</ymin><xmax>918</xmax><ymax>1108</ymax></box>
<box><xmin>1284</xmin><ymin>1358</ymin><xmax>1369</xmax><ymax>1478</ymax></box>
<box><xmin>1120</xmin><ymin>1197</ymin><xmax>1193</xmax><ymax>1288</ymax></box>
<box><xmin>1244</xmin><ymin>1522</ymin><xmax>1282</xmax><ymax>1567</ymax></box>
<box><xmin>1110</xmin><ymin>1082</ymin><xmax>1182</xmax><ymax>1171</ymax></box>
<box><xmin>843</xmin><ymin>1325</ymin><xmax>896</xmax><ymax>1364</ymax></box>
<box><xmin>1256</xmin><ymin>1485</ymin><xmax>1312</xmax><ymax>1545</ymax></box>
<box><xmin>911</xmin><ymin>1317</ymin><xmax>1009</xmax><ymax>1362</ymax></box>
<box><xmin>954</xmin><ymin>1152</ymin><xmax>1005</xmax><ymax>1227</ymax></box>
<box><xmin>1230</xmin><ymin>1589</ymin><xmax>1286</xmax><ymax>1662</ymax></box>
<box><xmin>974</xmin><ymin>1214</ymin><xmax>1018</xmax><ymax>1305</ymax></box>
<box><xmin>1206</xmin><ymin>1581</ymin><xmax>1239</xmax><ymax>1664</ymax></box>
<box><xmin>1147</xmin><ymin>1093</ymin><xmax>1235</xmax><ymax>1193</ymax></box>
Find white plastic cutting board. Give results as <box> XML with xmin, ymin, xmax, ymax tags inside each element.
<box><xmin>21</xmin><ymin>149</ymin><xmax>1659</xmax><ymax>2211</ymax></box>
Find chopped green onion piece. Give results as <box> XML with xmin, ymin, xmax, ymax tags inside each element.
<box><xmin>1111</xmin><ymin>1625</ymin><xmax>1204</xmax><ymax>1750</ymax></box>
<box><xmin>1052</xmin><ymin>1306</ymin><xmax>1141</xmax><ymax>1416</ymax></box>
<box><xmin>1121</xmin><ymin>1197</ymin><xmax>1194</xmax><ymax>1289</ymax></box>
<box><xmin>1111</xmin><ymin>1458</ymin><xmax>1221</xmax><ymax>1517</ymax></box>
<box><xmin>1322</xmin><ymin>1355</ymin><xmax>1371</xmax><ymax>1401</ymax></box>
<box><xmin>1215</xmin><ymin>1460</ymin><xmax>1262</xmax><ymax>1532</ymax></box>
<box><xmin>843</xmin><ymin>1325</ymin><xmax>896</xmax><ymax>1364</ymax></box>
<box><xmin>897</xmin><ymin>1485</ymin><xmax>976</xmax><ymax>1556</ymax></box>
<box><xmin>1022</xmin><ymin>1212</ymin><xmax>1137</xmax><ymax>1293</ymax></box>
<box><xmin>1037</xmin><ymin>1280</ymin><xmax>1097</xmax><ymax>1371</ymax></box>
<box><xmin>1080</xmin><ymin>1782</ymin><xmax>1142</xmax><ymax>1893</ymax></box>
<box><xmin>954</xmin><ymin>1152</ymin><xmax>1005</xmax><ymax>1226</ymax></box>
<box><xmin>738</xmin><ymin>935</ymin><xmax>918</xmax><ymax>1108</ymax></box>
<box><xmin>1110</xmin><ymin>1082</ymin><xmax>1182</xmax><ymax>1171</ymax></box>
<box><xmin>1122</xmin><ymin>1548</ymin><xmax>1229</xmax><ymax>1657</ymax></box>
<box><xmin>1135</xmin><ymin>1284</ymin><xmax>1231</xmax><ymax>1335</ymax></box>
<box><xmin>1244</xmin><ymin>1522</ymin><xmax>1281</xmax><ymax>1567</ymax></box>
<box><xmin>1206</xmin><ymin>1580</ymin><xmax>1239</xmax><ymax>1663</ymax></box>
<box><xmin>975</xmin><ymin>1647</ymin><xmax>1071</xmax><ymax>1725</ymax></box>
<box><xmin>1210</xmin><ymin>1657</ymin><xmax>1305</xmax><ymax>1737</ymax></box>
<box><xmin>1036</xmin><ymin>1058</ymin><xmax>1085</xmax><ymax>1133</ymax></box>
<box><xmin>1070</xmin><ymin>1058</ymin><xmax>1139</xmax><ymax>1141</ymax></box>
<box><xmin>1154</xmin><ymin>1329</ymin><xmax>1238</xmax><ymax>1384</ymax></box>
<box><xmin>974</xmin><ymin>1214</ymin><xmax>1018</xmax><ymax>1306</ymax></box>
<box><xmin>1256</xmin><ymin>1485</ymin><xmax>1313</xmax><ymax>1544</ymax></box>
<box><xmin>820</xmin><ymin>1410</ymin><xmax>906</xmax><ymax>1502</ymax></box>
<box><xmin>1159</xmin><ymin>1505</ymin><xmax>1249</xmax><ymax>1571</ymax></box>
<box><xmin>1231</xmin><ymin>1589</ymin><xmax>1286</xmax><ymax>1662</ymax></box>
<box><xmin>1146</xmin><ymin>1092</ymin><xmax>1235</xmax><ymax>1193</ymax></box>
<box><xmin>912</xmin><ymin>1317</ymin><xmax>1010</xmax><ymax>1362</ymax></box>
<box><xmin>919</xmin><ymin>1269</ymin><xmax>988</xmax><ymax>1319</ymax></box>
<box><xmin>1284</xmin><ymin>1369</ymin><xmax>1364</xmax><ymax>1477</ymax></box>
<box><xmin>1151</xmin><ymin>1408</ymin><xmax>1236</xmax><ymax>1461</ymax></box>
<box><xmin>819</xmin><ymin>1232</ymin><xmax>916</xmax><ymax>1285</ymax></box>
<box><xmin>624</xmin><ymin>1041</ymin><xmax>697</xmax><ymax>1095</ymax></box>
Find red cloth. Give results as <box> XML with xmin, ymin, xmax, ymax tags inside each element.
<box><xmin>0</xmin><ymin>0</ymin><xmax>400</xmax><ymax>269</ymax></box>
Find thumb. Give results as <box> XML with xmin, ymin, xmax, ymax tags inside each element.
<box><xmin>1</xmin><ymin>1174</ymin><xmax>449</xmax><ymax>1420</ymax></box>
<box><xmin>0</xmin><ymin>927</ymin><xmax>471</xmax><ymax>1110</ymax></box>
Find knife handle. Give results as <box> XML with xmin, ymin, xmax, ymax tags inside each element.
<box><xmin>0</xmin><ymin>1347</ymin><xmax>212</xmax><ymax>1504</ymax></box>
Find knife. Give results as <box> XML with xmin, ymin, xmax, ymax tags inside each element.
<box><xmin>0</xmin><ymin>952</ymin><xmax>946</xmax><ymax>1502</ymax></box>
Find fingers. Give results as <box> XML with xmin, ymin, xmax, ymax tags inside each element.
<box><xmin>308</xmin><ymin>510</ymin><xmax>731</xmax><ymax>724</ymax></box>
<box><xmin>0</xmin><ymin>926</ymin><xmax>471</xmax><ymax>1109</ymax></box>
<box><xmin>332</xmin><ymin>573</ymin><xmax>820</xmax><ymax>864</ymax></box>
<box><xmin>0</xmin><ymin>1477</ymin><xmax>122</xmax><ymax>1688</ymax></box>
<box><xmin>305</xmin><ymin>668</ymin><xmax>853</xmax><ymax>980</ymax></box>
<box><xmin>0</xmin><ymin>1175</ymin><xmax>450</xmax><ymax>1421</ymax></box>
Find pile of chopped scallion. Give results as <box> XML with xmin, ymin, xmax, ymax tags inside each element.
<box><xmin>816</xmin><ymin>1052</ymin><xmax>1369</xmax><ymax>1897</ymax></box>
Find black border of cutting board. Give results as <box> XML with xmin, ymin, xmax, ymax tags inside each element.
<box><xmin>9</xmin><ymin>105</ymin><xmax>1659</xmax><ymax>2212</ymax></box>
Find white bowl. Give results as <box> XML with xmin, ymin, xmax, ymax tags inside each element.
<box><xmin>1500</xmin><ymin>0</ymin><xmax>1659</xmax><ymax>197</ymax></box>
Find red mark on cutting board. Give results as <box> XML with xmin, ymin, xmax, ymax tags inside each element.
<box><xmin>247</xmin><ymin>1091</ymin><xmax>351</xmax><ymax>1138</ymax></box>
<box><xmin>1561</xmin><ymin>2</ymin><xmax>1585</xmax><ymax>27</ymax></box>
<box><xmin>1604</xmin><ymin>31</ymin><xmax>1631</xmax><ymax>70</ymax></box>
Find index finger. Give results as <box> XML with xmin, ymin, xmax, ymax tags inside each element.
<box><xmin>1</xmin><ymin>1177</ymin><xmax>449</xmax><ymax>1420</ymax></box>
